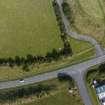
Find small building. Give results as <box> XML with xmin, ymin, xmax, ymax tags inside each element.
<box><xmin>94</xmin><ymin>80</ymin><xmax>105</xmax><ymax>105</ymax></box>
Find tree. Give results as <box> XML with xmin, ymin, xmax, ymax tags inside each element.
<box><xmin>62</xmin><ymin>0</ymin><xmax>74</xmax><ymax>24</ymax></box>
<box><xmin>99</xmin><ymin>63</ymin><xmax>105</xmax><ymax>73</ymax></box>
<box><xmin>26</xmin><ymin>54</ymin><xmax>34</xmax><ymax>65</ymax></box>
<box><xmin>22</xmin><ymin>64</ymin><xmax>30</xmax><ymax>72</ymax></box>
<box><xmin>15</xmin><ymin>56</ymin><xmax>21</xmax><ymax>66</ymax></box>
<box><xmin>7</xmin><ymin>57</ymin><xmax>14</xmax><ymax>67</ymax></box>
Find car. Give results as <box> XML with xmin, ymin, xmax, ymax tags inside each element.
<box><xmin>57</xmin><ymin>72</ymin><xmax>68</xmax><ymax>77</ymax></box>
<box><xmin>19</xmin><ymin>79</ymin><xmax>25</xmax><ymax>83</ymax></box>
<box><xmin>57</xmin><ymin>72</ymin><xmax>72</xmax><ymax>81</ymax></box>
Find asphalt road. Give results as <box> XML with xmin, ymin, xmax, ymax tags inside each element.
<box><xmin>0</xmin><ymin>54</ymin><xmax>105</xmax><ymax>90</ymax></box>
<box><xmin>0</xmin><ymin>1</ymin><xmax>104</xmax><ymax>105</ymax></box>
<box><xmin>73</xmin><ymin>72</ymin><xmax>93</xmax><ymax>105</ymax></box>
<box><xmin>0</xmin><ymin>55</ymin><xmax>105</xmax><ymax>105</ymax></box>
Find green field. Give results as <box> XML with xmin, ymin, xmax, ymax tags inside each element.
<box><xmin>0</xmin><ymin>0</ymin><xmax>63</xmax><ymax>57</ymax></box>
<box><xmin>0</xmin><ymin>79</ymin><xmax>83</xmax><ymax>105</ymax></box>
<box><xmin>0</xmin><ymin>0</ymin><xmax>95</xmax><ymax>82</ymax></box>
<box><xmin>67</xmin><ymin>0</ymin><xmax>105</xmax><ymax>47</ymax></box>
<box><xmin>69</xmin><ymin>37</ymin><xmax>93</xmax><ymax>54</ymax></box>
<box><xmin>0</xmin><ymin>38</ymin><xmax>95</xmax><ymax>82</ymax></box>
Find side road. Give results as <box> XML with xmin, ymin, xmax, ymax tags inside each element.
<box><xmin>56</xmin><ymin>0</ymin><xmax>104</xmax><ymax>104</ymax></box>
<box><xmin>73</xmin><ymin>72</ymin><xmax>92</xmax><ymax>105</ymax></box>
<box><xmin>56</xmin><ymin>0</ymin><xmax>104</xmax><ymax>57</ymax></box>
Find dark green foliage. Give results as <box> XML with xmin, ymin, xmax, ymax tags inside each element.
<box><xmin>52</xmin><ymin>0</ymin><xmax>73</xmax><ymax>56</ymax></box>
<box><xmin>62</xmin><ymin>0</ymin><xmax>74</xmax><ymax>24</ymax></box>
<box><xmin>52</xmin><ymin>0</ymin><xmax>66</xmax><ymax>33</ymax></box>
<box><xmin>99</xmin><ymin>63</ymin><xmax>105</xmax><ymax>73</ymax></box>
<box><xmin>0</xmin><ymin>84</ymin><xmax>56</xmax><ymax>102</ymax></box>
<box><xmin>86</xmin><ymin>63</ymin><xmax>105</xmax><ymax>84</ymax></box>
<box><xmin>22</xmin><ymin>64</ymin><xmax>30</xmax><ymax>72</ymax></box>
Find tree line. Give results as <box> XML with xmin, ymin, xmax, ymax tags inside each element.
<box><xmin>0</xmin><ymin>47</ymin><xmax>72</xmax><ymax>71</ymax></box>
<box><xmin>62</xmin><ymin>0</ymin><xmax>74</xmax><ymax>24</ymax></box>
<box><xmin>0</xmin><ymin>0</ymin><xmax>73</xmax><ymax>71</ymax></box>
<box><xmin>52</xmin><ymin>0</ymin><xmax>72</xmax><ymax>56</ymax></box>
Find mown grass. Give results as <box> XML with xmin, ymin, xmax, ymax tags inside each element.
<box><xmin>0</xmin><ymin>79</ymin><xmax>83</xmax><ymax>105</ymax></box>
<box><xmin>67</xmin><ymin>0</ymin><xmax>105</xmax><ymax>47</ymax></box>
<box><xmin>0</xmin><ymin>0</ymin><xmax>63</xmax><ymax>57</ymax></box>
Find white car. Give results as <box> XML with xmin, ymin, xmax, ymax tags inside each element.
<box><xmin>19</xmin><ymin>79</ymin><xmax>25</xmax><ymax>83</ymax></box>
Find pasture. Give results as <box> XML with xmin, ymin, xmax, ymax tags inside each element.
<box><xmin>0</xmin><ymin>0</ymin><xmax>63</xmax><ymax>57</ymax></box>
<box><xmin>67</xmin><ymin>0</ymin><xmax>105</xmax><ymax>47</ymax></box>
<box><xmin>0</xmin><ymin>0</ymin><xmax>95</xmax><ymax>82</ymax></box>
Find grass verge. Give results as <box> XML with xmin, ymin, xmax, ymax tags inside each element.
<box><xmin>0</xmin><ymin>79</ymin><xmax>83</xmax><ymax>105</ymax></box>
<box><xmin>0</xmin><ymin>46</ymin><xmax>95</xmax><ymax>82</ymax></box>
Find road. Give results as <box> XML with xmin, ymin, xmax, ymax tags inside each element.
<box><xmin>73</xmin><ymin>72</ymin><xmax>93</xmax><ymax>105</ymax></box>
<box><xmin>1</xmin><ymin>54</ymin><xmax>105</xmax><ymax>89</ymax></box>
<box><xmin>56</xmin><ymin>0</ymin><xmax>104</xmax><ymax>104</ymax></box>
<box><xmin>56</xmin><ymin>0</ymin><xmax>104</xmax><ymax>57</ymax></box>
<box><xmin>0</xmin><ymin>0</ymin><xmax>104</xmax><ymax>105</ymax></box>
<box><xmin>0</xmin><ymin>55</ymin><xmax>105</xmax><ymax>105</ymax></box>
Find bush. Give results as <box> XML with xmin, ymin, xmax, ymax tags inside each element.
<box><xmin>62</xmin><ymin>0</ymin><xmax>74</xmax><ymax>24</ymax></box>
<box><xmin>0</xmin><ymin>84</ymin><xmax>56</xmax><ymax>102</ymax></box>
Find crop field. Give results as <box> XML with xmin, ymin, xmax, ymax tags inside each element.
<box><xmin>67</xmin><ymin>0</ymin><xmax>105</xmax><ymax>47</ymax></box>
<box><xmin>0</xmin><ymin>0</ymin><xmax>63</xmax><ymax>57</ymax></box>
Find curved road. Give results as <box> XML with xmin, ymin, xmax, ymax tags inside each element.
<box><xmin>56</xmin><ymin>0</ymin><xmax>104</xmax><ymax>57</ymax></box>
<box><xmin>0</xmin><ymin>1</ymin><xmax>105</xmax><ymax>105</ymax></box>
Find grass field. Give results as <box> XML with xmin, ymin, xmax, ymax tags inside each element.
<box><xmin>0</xmin><ymin>39</ymin><xmax>95</xmax><ymax>82</ymax></box>
<box><xmin>69</xmin><ymin>37</ymin><xmax>93</xmax><ymax>54</ymax></box>
<box><xmin>22</xmin><ymin>90</ymin><xmax>83</xmax><ymax>105</ymax></box>
<box><xmin>0</xmin><ymin>0</ymin><xmax>95</xmax><ymax>81</ymax></box>
<box><xmin>0</xmin><ymin>0</ymin><xmax>94</xmax><ymax>57</ymax></box>
<box><xmin>0</xmin><ymin>79</ymin><xmax>83</xmax><ymax>105</ymax></box>
<box><xmin>0</xmin><ymin>0</ymin><xmax>63</xmax><ymax>57</ymax></box>
<box><xmin>67</xmin><ymin>0</ymin><xmax>105</xmax><ymax>47</ymax></box>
